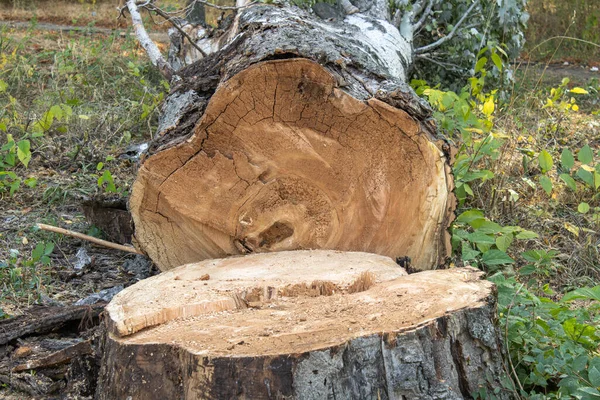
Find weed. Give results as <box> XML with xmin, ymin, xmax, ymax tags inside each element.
<box><xmin>414</xmin><ymin>49</ymin><xmax>600</xmax><ymax>398</ymax></box>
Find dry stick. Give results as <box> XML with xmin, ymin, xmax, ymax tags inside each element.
<box><xmin>36</xmin><ymin>223</ymin><xmax>144</xmax><ymax>255</ymax></box>
<box><xmin>145</xmin><ymin>4</ymin><xmax>208</xmax><ymax>57</ymax></box>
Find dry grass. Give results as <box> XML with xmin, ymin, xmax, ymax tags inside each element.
<box><xmin>0</xmin><ymin>0</ymin><xmax>187</xmax><ymax>30</ymax></box>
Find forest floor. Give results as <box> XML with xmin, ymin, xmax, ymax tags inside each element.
<box><xmin>0</xmin><ymin>14</ymin><xmax>599</xmax><ymax>399</ymax></box>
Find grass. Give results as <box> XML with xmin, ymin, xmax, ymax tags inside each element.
<box><xmin>0</xmin><ymin>0</ymin><xmax>233</xmax><ymax>30</ymax></box>
<box><xmin>0</xmin><ymin>24</ymin><xmax>167</xmax><ymax>314</ymax></box>
<box><xmin>524</xmin><ymin>0</ymin><xmax>600</xmax><ymax>65</ymax></box>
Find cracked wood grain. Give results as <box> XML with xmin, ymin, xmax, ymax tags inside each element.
<box><xmin>131</xmin><ymin>59</ymin><xmax>454</xmax><ymax>271</ymax></box>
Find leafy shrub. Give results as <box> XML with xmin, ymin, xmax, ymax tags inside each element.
<box><xmin>414</xmin><ymin>52</ymin><xmax>600</xmax><ymax>398</ymax></box>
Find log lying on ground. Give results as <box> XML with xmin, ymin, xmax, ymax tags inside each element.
<box><xmin>97</xmin><ymin>250</ymin><xmax>506</xmax><ymax>399</ymax></box>
<box><xmin>130</xmin><ymin>4</ymin><xmax>455</xmax><ymax>272</ymax></box>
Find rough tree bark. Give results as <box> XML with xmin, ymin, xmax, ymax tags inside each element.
<box><xmin>130</xmin><ymin>3</ymin><xmax>456</xmax><ymax>272</ymax></box>
<box><xmin>97</xmin><ymin>251</ymin><xmax>507</xmax><ymax>399</ymax></box>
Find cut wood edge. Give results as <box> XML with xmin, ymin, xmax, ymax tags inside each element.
<box><xmin>105</xmin><ymin>250</ymin><xmax>407</xmax><ymax>337</ymax></box>
<box><xmin>98</xmin><ymin>260</ymin><xmax>504</xmax><ymax>399</ymax></box>
<box><xmin>131</xmin><ymin>58</ymin><xmax>456</xmax><ymax>272</ymax></box>
<box><xmin>107</xmin><ymin>264</ymin><xmax>491</xmax><ymax>357</ymax></box>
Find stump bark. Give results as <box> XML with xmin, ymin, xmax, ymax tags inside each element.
<box><xmin>97</xmin><ymin>250</ymin><xmax>506</xmax><ymax>399</ymax></box>
<box><xmin>130</xmin><ymin>4</ymin><xmax>456</xmax><ymax>272</ymax></box>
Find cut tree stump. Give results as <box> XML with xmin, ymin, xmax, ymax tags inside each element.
<box><xmin>97</xmin><ymin>250</ymin><xmax>507</xmax><ymax>399</ymax></box>
<box><xmin>130</xmin><ymin>3</ymin><xmax>456</xmax><ymax>272</ymax></box>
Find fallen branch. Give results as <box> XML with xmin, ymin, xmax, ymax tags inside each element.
<box><xmin>12</xmin><ymin>340</ymin><xmax>93</xmax><ymax>373</ymax></box>
<box><xmin>0</xmin><ymin>304</ymin><xmax>105</xmax><ymax>346</ymax></box>
<box><xmin>36</xmin><ymin>223</ymin><xmax>144</xmax><ymax>255</ymax></box>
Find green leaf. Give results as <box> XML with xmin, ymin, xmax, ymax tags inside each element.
<box><xmin>577</xmin><ymin>387</ymin><xmax>600</xmax><ymax>398</ymax></box>
<box><xmin>455</xmin><ymin>210</ymin><xmax>485</xmax><ymax>224</ymax></box>
<box><xmin>17</xmin><ymin>140</ymin><xmax>31</xmax><ymax>168</ymax></box>
<box><xmin>579</xmin><ymin>145</ymin><xmax>593</xmax><ymax>165</ymax></box>
<box><xmin>461</xmin><ymin>241</ymin><xmax>480</xmax><ymax>261</ymax></box>
<box><xmin>44</xmin><ymin>242</ymin><xmax>55</xmax><ymax>256</ymax></box>
<box><xmin>538</xmin><ymin>150</ymin><xmax>553</xmax><ymax>173</ymax></box>
<box><xmin>561</xmin><ymin>148</ymin><xmax>575</xmax><ymax>170</ymax></box>
<box><xmin>495</xmin><ymin>235</ymin><xmax>513</xmax><ymax>252</ymax></box>
<box><xmin>49</xmin><ymin>104</ymin><xmax>63</xmax><ymax>121</ymax></box>
<box><xmin>482</xmin><ymin>249</ymin><xmax>515</xmax><ymax>266</ymax></box>
<box><xmin>467</xmin><ymin>231</ymin><xmax>496</xmax><ymax>245</ymax></box>
<box><xmin>9</xmin><ymin>179</ymin><xmax>20</xmax><ymax>195</ymax></box>
<box><xmin>521</xmin><ymin>249</ymin><xmax>543</xmax><ymax>262</ymax></box>
<box><xmin>491</xmin><ymin>52</ymin><xmax>503</xmax><ymax>71</ymax></box>
<box><xmin>519</xmin><ymin>265</ymin><xmax>537</xmax><ymax>275</ymax></box>
<box><xmin>0</xmin><ymin>79</ymin><xmax>7</xmax><ymax>93</ymax></box>
<box><xmin>559</xmin><ymin>173</ymin><xmax>577</xmax><ymax>191</ymax></box>
<box><xmin>515</xmin><ymin>230</ymin><xmax>539</xmax><ymax>240</ymax></box>
<box><xmin>539</xmin><ymin>175</ymin><xmax>553</xmax><ymax>195</ymax></box>
<box><xmin>24</xmin><ymin>177</ymin><xmax>37</xmax><ymax>188</ymax></box>
<box><xmin>589</xmin><ymin>366</ymin><xmax>600</xmax><ymax>387</ymax></box>
<box><xmin>32</xmin><ymin>243</ymin><xmax>45</xmax><ymax>261</ymax></box>
<box><xmin>475</xmin><ymin>57</ymin><xmax>488</xmax><ymax>73</ymax></box>
<box><xmin>562</xmin><ymin>286</ymin><xmax>600</xmax><ymax>302</ymax></box>
<box><xmin>470</xmin><ymin>220</ymin><xmax>502</xmax><ymax>234</ymax></box>
<box><xmin>463</xmin><ymin>183</ymin><xmax>473</xmax><ymax>196</ymax></box>
<box><xmin>578</xmin><ymin>202</ymin><xmax>590</xmax><ymax>213</ymax></box>
<box><xmin>577</xmin><ymin>167</ymin><xmax>595</xmax><ymax>187</ymax></box>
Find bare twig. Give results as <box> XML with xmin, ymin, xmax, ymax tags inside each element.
<box><xmin>415</xmin><ymin>53</ymin><xmax>462</xmax><ymax>71</ymax></box>
<box><xmin>415</xmin><ymin>1</ymin><xmax>478</xmax><ymax>54</ymax></box>
<box><xmin>143</xmin><ymin>3</ymin><xmax>208</xmax><ymax>57</ymax></box>
<box><xmin>37</xmin><ymin>223</ymin><xmax>144</xmax><ymax>255</ymax></box>
<box><xmin>412</xmin><ymin>0</ymin><xmax>434</xmax><ymax>33</ymax></box>
<box><xmin>189</xmin><ymin>0</ymin><xmax>258</xmax><ymax>11</ymax></box>
<box><xmin>412</xmin><ymin>0</ymin><xmax>426</xmax><ymax>17</ymax></box>
<box><xmin>125</xmin><ymin>0</ymin><xmax>174</xmax><ymax>80</ymax></box>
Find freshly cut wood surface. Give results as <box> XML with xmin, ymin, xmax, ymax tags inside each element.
<box><xmin>131</xmin><ymin>59</ymin><xmax>454</xmax><ymax>271</ymax></box>
<box><xmin>105</xmin><ymin>250</ymin><xmax>407</xmax><ymax>337</ymax></box>
<box><xmin>98</xmin><ymin>251</ymin><xmax>505</xmax><ymax>399</ymax></box>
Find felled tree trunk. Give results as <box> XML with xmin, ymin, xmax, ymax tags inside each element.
<box><xmin>97</xmin><ymin>250</ymin><xmax>506</xmax><ymax>399</ymax></box>
<box><xmin>130</xmin><ymin>3</ymin><xmax>456</xmax><ymax>272</ymax></box>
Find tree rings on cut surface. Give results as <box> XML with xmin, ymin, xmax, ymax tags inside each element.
<box><xmin>98</xmin><ymin>250</ymin><xmax>504</xmax><ymax>399</ymax></box>
<box><xmin>130</xmin><ymin>59</ymin><xmax>454</xmax><ymax>271</ymax></box>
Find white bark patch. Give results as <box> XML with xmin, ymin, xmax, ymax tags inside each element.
<box><xmin>344</xmin><ymin>14</ymin><xmax>411</xmax><ymax>81</ymax></box>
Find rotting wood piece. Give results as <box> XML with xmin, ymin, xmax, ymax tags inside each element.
<box><xmin>131</xmin><ymin>59</ymin><xmax>455</xmax><ymax>271</ymax></box>
<box><xmin>12</xmin><ymin>340</ymin><xmax>93</xmax><ymax>372</ymax></box>
<box><xmin>0</xmin><ymin>304</ymin><xmax>105</xmax><ymax>346</ymax></box>
<box><xmin>98</xmin><ymin>251</ymin><xmax>507</xmax><ymax>399</ymax></box>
